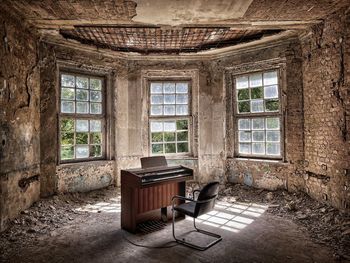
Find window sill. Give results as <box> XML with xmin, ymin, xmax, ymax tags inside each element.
<box><xmin>166</xmin><ymin>156</ymin><xmax>198</xmax><ymax>161</ymax></box>
<box><xmin>229</xmin><ymin>157</ymin><xmax>288</xmax><ymax>165</ymax></box>
<box><xmin>58</xmin><ymin>159</ymin><xmax>113</xmax><ymax>168</ymax></box>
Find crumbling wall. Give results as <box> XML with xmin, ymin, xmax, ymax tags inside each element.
<box><xmin>300</xmin><ymin>7</ymin><xmax>350</xmax><ymax>209</ymax></box>
<box><xmin>0</xmin><ymin>12</ymin><xmax>40</xmax><ymax>231</ymax></box>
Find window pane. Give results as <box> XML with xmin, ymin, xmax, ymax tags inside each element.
<box><xmin>238</xmin><ymin>101</ymin><xmax>250</xmax><ymax>113</ymax></box>
<box><xmin>61</xmin><ymin>88</ymin><xmax>75</xmax><ymax>100</ymax></box>
<box><xmin>151</xmin><ymin>83</ymin><xmax>162</xmax><ymax>94</ymax></box>
<box><xmin>76</xmin><ymin>102</ymin><xmax>89</xmax><ymax>114</ymax></box>
<box><xmin>176</xmin><ymin>83</ymin><xmax>188</xmax><ymax>93</ymax></box>
<box><xmin>236</xmin><ymin>76</ymin><xmax>248</xmax><ymax>89</ymax></box>
<box><xmin>61</xmin><ymin>132</ymin><xmax>74</xmax><ymax>145</ymax></box>
<box><xmin>90</xmin><ymin>79</ymin><xmax>102</xmax><ymax>90</ymax></box>
<box><xmin>60</xmin><ymin>119</ymin><xmax>75</xmax><ymax>132</ymax></box>
<box><xmin>238</xmin><ymin>119</ymin><xmax>250</xmax><ymax>130</ymax></box>
<box><xmin>251</xmin><ymin>100</ymin><xmax>264</xmax><ymax>113</ymax></box>
<box><xmin>251</xmin><ymin>87</ymin><xmax>263</xmax><ymax>99</ymax></box>
<box><xmin>76</xmin><ymin>89</ymin><xmax>88</xmax><ymax>101</ymax></box>
<box><xmin>76</xmin><ymin>145</ymin><xmax>89</xmax><ymax>158</ymax></box>
<box><xmin>76</xmin><ymin>120</ymin><xmax>89</xmax><ymax>132</ymax></box>
<box><xmin>152</xmin><ymin>144</ymin><xmax>163</xmax><ymax>154</ymax></box>
<box><xmin>252</xmin><ymin>143</ymin><xmax>265</xmax><ymax>155</ymax></box>
<box><xmin>237</xmin><ymin>89</ymin><xmax>249</xmax><ymax>100</ymax></box>
<box><xmin>151</xmin><ymin>95</ymin><xmax>163</xmax><ymax>104</ymax></box>
<box><xmin>164</xmin><ymin>83</ymin><xmax>175</xmax><ymax>93</ymax></box>
<box><xmin>252</xmin><ymin>118</ymin><xmax>264</xmax><ymax>130</ymax></box>
<box><xmin>266</xmin><ymin>143</ymin><xmax>280</xmax><ymax>155</ymax></box>
<box><xmin>176</xmin><ymin>105</ymin><xmax>188</xmax><ymax>115</ymax></box>
<box><xmin>164</xmin><ymin>94</ymin><xmax>176</xmax><ymax>104</ymax></box>
<box><xmin>249</xmin><ymin>73</ymin><xmax>262</xmax><ymax>87</ymax></box>
<box><xmin>76</xmin><ymin>133</ymin><xmax>88</xmax><ymax>144</ymax></box>
<box><xmin>265</xmin><ymin>99</ymin><xmax>279</xmax><ymax>112</ymax></box>
<box><xmin>176</xmin><ymin>94</ymin><xmax>188</xmax><ymax>104</ymax></box>
<box><xmin>61</xmin><ymin>101</ymin><xmax>75</xmax><ymax>113</ymax></box>
<box><xmin>90</xmin><ymin>145</ymin><xmax>102</xmax><ymax>157</ymax></box>
<box><xmin>164</xmin><ymin>105</ymin><xmax>176</xmax><ymax>115</ymax></box>
<box><xmin>151</xmin><ymin>132</ymin><xmax>163</xmax><ymax>142</ymax></box>
<box><xmin>151</xmin><ymin>105</ymin><xmax>163</xmax><ymax>115</ymax></box>
<box><xmin>151</xmin><ymin>121</ymin><xmax>163</xmax><ymax>132</ymax></box>
<box><xmin>266</xmin><ymin>131</ymin><xmax>280</xmax><ymax>142</ymax></box>
<box><xmin>163</xmin><ymin>121</ymin><xmax>176</xmax><ymax>132</ymax></box>
<box><xmin>164</xmin><ymin>132</ymin><xmax>175</xmax><ymax>142</ymax></box>
<box><xmin>61</xmin><ymin>74</ymin><xmax>75</xmax><ymax>87</ymax></box>
<box><xmin>90</xmin><ymin>120</ymin><xmax>101</xmax><ymax>132</ymax></box>
<box><xmin>90</xmin><ymin>103</ymin><xmax>102</xmax><ymax>114</ymax></box>
<box><xmin>165</xmin><ymin>143</ymin><xmax>176</xmax><ymax>153</ymax></box>
<box><xmin>177</xmin><ymin>142</ymin><xmax>189</xmax><ymax>153</ymax></box>
<box><xmin>176</xmin><ymin>120</ymin><xmax>188</xmax><ymax>130</ymax></box>
<box><xmin>239</xmin><ymin>131</ymin><xmax>251</xmax><ymax>142</ymax></box>
<box><xmin>252</xmin><ymin>131</ymin><xmax>264</xmax><ymax>142</ymax></box>
<box><xmin>239</xmin><ymin>143</ymin><xmax>251</xmax><ymax>154</ymax></box>
<box><xmin>90</xmin><ymin>91</ymin><xmax>102</xmax><ymax>102</ymax></box>
<box><xmin>177</xmin><ymin>131</ymin><xmax>188</xmax><ymax>141</ymax></box>
<box><xmin>264</xmin><ymin>71</ymin><xmax>278</xmax><ymax>85</ymax></box>
<box><xmin>76</xmin><ymin>77</ymin><xmax>88</xmax><ymax>89</ymax></box>
<box><xmin>266</xmin><ymin>118</ymin><xmax>280</xmax><ymax>129</ymax></box>
<box><xmin>264</xmin><ymin>85</ymin><xmax>278</xmax><ymax>99</ymax></box>
<box><xmin>90</xmin><ymin>132</ymin><xmax>102</xmax><ymax>144</ymax></box>
<box><xmin>61</xmin><ymin>146</ymin><xmax>74</xmax><ymax>160</ymax></box>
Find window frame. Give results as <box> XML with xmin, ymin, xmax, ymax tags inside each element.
<box><xmin>148</xmin><ymin>80</ymin><xmax>192</xmax><ymax>157</ymax></box>
<box><xmin>58</xmin><ymin>71</ymin><xmax>107</xmax><ymax>164</ymax></box>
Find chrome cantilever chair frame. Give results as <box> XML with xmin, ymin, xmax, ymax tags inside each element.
<box><xmin>171</xmin><ymin>191</ymin><xmax>222</xmax><ymax>251</ymax></box>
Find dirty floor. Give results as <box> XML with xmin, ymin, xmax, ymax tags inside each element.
<box><xmin>0</xmin><ymin>184</ymin><xmax>349</xmax><ymax>263</ymax></box>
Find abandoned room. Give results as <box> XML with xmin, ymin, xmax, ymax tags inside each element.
<box><xmin>0</xmin><ymin>0</ymin><xmax>349</xmax><ymax>262</ymax></box>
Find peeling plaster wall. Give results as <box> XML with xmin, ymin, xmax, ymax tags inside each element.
<box><xmin>0</xmin><ymin>12</ymin><xmax>40</xmax><ymax>231</ymax></box>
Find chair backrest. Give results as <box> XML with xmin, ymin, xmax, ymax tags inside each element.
<box><xmin>194</xmin><ymin>182</ymin><xmax>220</xmax><ymax>218</ymax></box>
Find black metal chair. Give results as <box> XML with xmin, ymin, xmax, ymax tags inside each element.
<box><xmin>171</xmin><ymin>181</ymin><xmax>222</xmax><ymax>251</ymax></box>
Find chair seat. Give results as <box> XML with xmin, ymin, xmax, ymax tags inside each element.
<box><xmin>173</xmin><ymin>201</ymin><xmax>196</xmax><ymax>217</ymax></box>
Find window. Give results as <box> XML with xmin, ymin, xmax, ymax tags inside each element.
<box><xmin>149</xmin><ymin>81</ymin><xmax>190</xmax><ymax>155</ymax></box>
<box><xmin>59</xmin><ymin>72</ymin><xmax>105</xmax><ymax>162</ymax></box>
<box><xmin>234</xmin><ymin>70</ymin><xmax>282</xmax><ymax>158</ymax></box>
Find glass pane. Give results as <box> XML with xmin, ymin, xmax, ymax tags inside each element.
<box><xmin>239</xmin><ymin>143</ymin><xmax>251</xmax><ymax>154</ymax></box>
<box><xmin>237</xmin><ymin>89</ymin><xmax>249</xmax><ymax>100</ymax></box>
<box><xmin>164</xmin><ymin>94</ymin><xmax>175</xmax><ymax>104</ymax></box>
<box><xmin>164</xmin><ymin>132</ymin><xmax>175</xmax><ymax>142</ymax></box>
<box><xmin>151</xmin><ymin>83</ymin><xmax>162</xmax><ymax>94</ymax></box>
<box><xmin>152</xmin><ymin>144</ymin><xmax>163</xmax><ymax>154</ymax></box>
<box><xmin>60</xmin><ymin>119</ymin><xmax>74</xmax><ymax>132</ymax></box>
<box><xmin>239</xmin><ymin>131</ymin><xmax>251</xmax><ymax>142</ymax></box>
<box><xmin>252</xmin><ymin>131</ymin><xmax>265</xmax><ymax>142</ymax></box>
<box><xmin>266</xmin><ymin>131</ymin><xmax>280</xmax><ymax>142</ymax></box>
<box><xmin>61</xmin><ymin>146</ymin><xmax>74</xmax><ymax>160</ymax></box>
<box><xmin>76</xmin><ymin>145</ymin><xmax>89</xmax><ymax>158</ymax></box>
<box><xmin>164</xmin><ymin>121</ymin><xmax>176</xmax><ymax>132</ymax></box>
<box><xmin>264</xmin><ymin>71</ymin><xmax>278</xmax><ymax>85</ymax></box>
<box><xmin>251</xmin><ymin>100</ymin><xmax>264</xmax><ymax>113</ymax></box>
<box><xmin>236</xmin><ymin>76</ymin><xmax>248</xmax><ymax>89</ymax></box>
<box><xmin>61</xmin><ymin>88</ymin><xmax>75</xmax><ymax>100</ymax></box>
<box><xmin>90</xmin><ymin>145</ymin><xmax>102</xmax><ymax>157</ymax></box>
<box><xmin>266</xmin><ymin>118</ymin><xmax>280</xmax><ymax>130</ymax></box>
<box><xmin>151</xmin><ymin>105</ymin><xmax>163</xmax><ymax>115</ymax></box>
<box><xmin>90</xmin><ymin>132</ymin><xmax>102</xmax><ymax>144</ymax></box>
<box><xmin>76</xmin><ymin>89</ymin><xmax>88</xmax><ymax>101</ymax></box>
<box><xmin>165</xmin><ymin>143</ymin><xmax>176</xmax><ymax>153</ymax></box>
<box><xmin>61</xmin><ymin>74</ymin><xmax>75</xmax><ymax>87</ymax></box>
<box><xmin>252</xmin><ymin>143</ymin><xmax>265</xmax><ymax>155</ymax></box>
<box><xmin>176</xmin><ymin>94</ymin><xmax>188</xmax><ymax>104</ymax></box>
<box><xmin>176</xmin><ymin>105</ymin><xmax>188</xmax><ymax>115</ymax></box>
<box><xmin>61</xmin><ymin>101</ymin><xmax>75</xmax><ymax>113</ymax></box>
<box><xmin>90</xmin><ymin>91</ymin><xmax>102</xmax><ymax>102</ymax></box>
<box><xmin>90</xmin><ymin>79</ymin><xmax>102</xmax><ymax>90</ymax></box>
<box><xmin>76</xmin><ymin>77</ymin><xmax>88</xmax><ymax>89</ymax></box>
<box><xmin>151</xmin><ymin>132</ymin><xmax>163</xmax><ymax>142</ymax></box>
<box><xmin>176</xmin><ymin>83</ymin><xmax>188</xmax><ymax>93</ymax></box>
<box><xmin>90</xmin><ymin>103</ymin><xmax>102</xmax><ymax>114</ymax></box>
<box><xmin>90</xmin><ymin>120</ymin><xmax>101</xmax><ymax>132</ymax></box>
<box><xmin>176</xmin><ymin>120</ymin><xmax>188</xmax><ymax>130</ymax></box>
<box><xmin>151</xmin><ymin>95</ymin><xmax>163</xmax><ymax>104</ymax></box>
<box><xmin>177</xmin><ymin>131</ymin><xmax>188</xmax><ymax>141</ymax></box>
<box><xmin>252</xmin><ymin>118</ymin><xmax>264</xmax><ymax>130</ymax></box>
<box><xmin>266</xmin><ymin>142</ymin><xmax>280</xmax><ymax>155</ymax></box>
<box><xmin>238</xmin><ymin>119</ymin><xmax>250</xmax><ymax>130</ymax></box>
<box><xmin>164</xmin><ymin>83</ymin><xmax>175</xmax><ymax>93</ymax></box>
<box><xmin>61</xmin><ymin>132</ymin><xmax>74</xmax><ymax>145</ymax></box>
<box><xmin>264</xmin><ymin>85</ymin><xmax>278</xmax><ymax>99</ymax></box>
<box><xmin>177</xmin><ymin>142</ymin><xmax>189</xmax><ymax>153</ymax></box>
<box><xmin>151</xmin><ymin>121</ymin><xmax>163</xmax><ymax>132</ymax></box>
<box><xmin>76</xmin><ymin>119</ymin><xmax>89</xmax><ymax>132</ymax></box>
<box><xmin>76</xmin><ymin>133</ymin><xmax>88</xmax><ymax>144</ymax></box>
<box><xmin>249</xmin><ymin>73</ymin><xmax>262</xmax><ymax>87</ymax></box>
<box><xmin>265</xmin><ymin>99</ymin><xmax>279</xmax><ymax>112</ymax></box>
<box><xmin>251</xmin><ymin>87</ymin><xmax>263</xmax><ymax>99</ymax></box>
<box><xmin>76</xmin><ymin>102</ymin><xmax>89</xmax><ymax>114</ymax></box>
<box><xmin>164</xmin><ymin>105</ymin><xmax>176</xmax><ymax>115</ymax></box>
<box><xmin>238</xmin><ymin>101</ymin><xmax>250</xmax><ymax>113</ymax></box>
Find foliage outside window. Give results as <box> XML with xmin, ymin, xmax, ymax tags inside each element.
<box><xmin>149</xmin><ymin>82</ymin><xmax>190</xmax><ymax>155</ymax></box>
<box><xmin>60</xmin><ymin>73</ymin><xmax>104</xmax><ymax>161</ymax></box>
<box><xmin>235</xmin><ymin>70</ymin><xmax>282</xmax><ymax>158</ymax></box>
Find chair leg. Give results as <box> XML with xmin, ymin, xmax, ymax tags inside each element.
<box><xmin>172</xmin><ymin>209</ymin><xmax>222</xmax><ymax>251</ymax></box>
